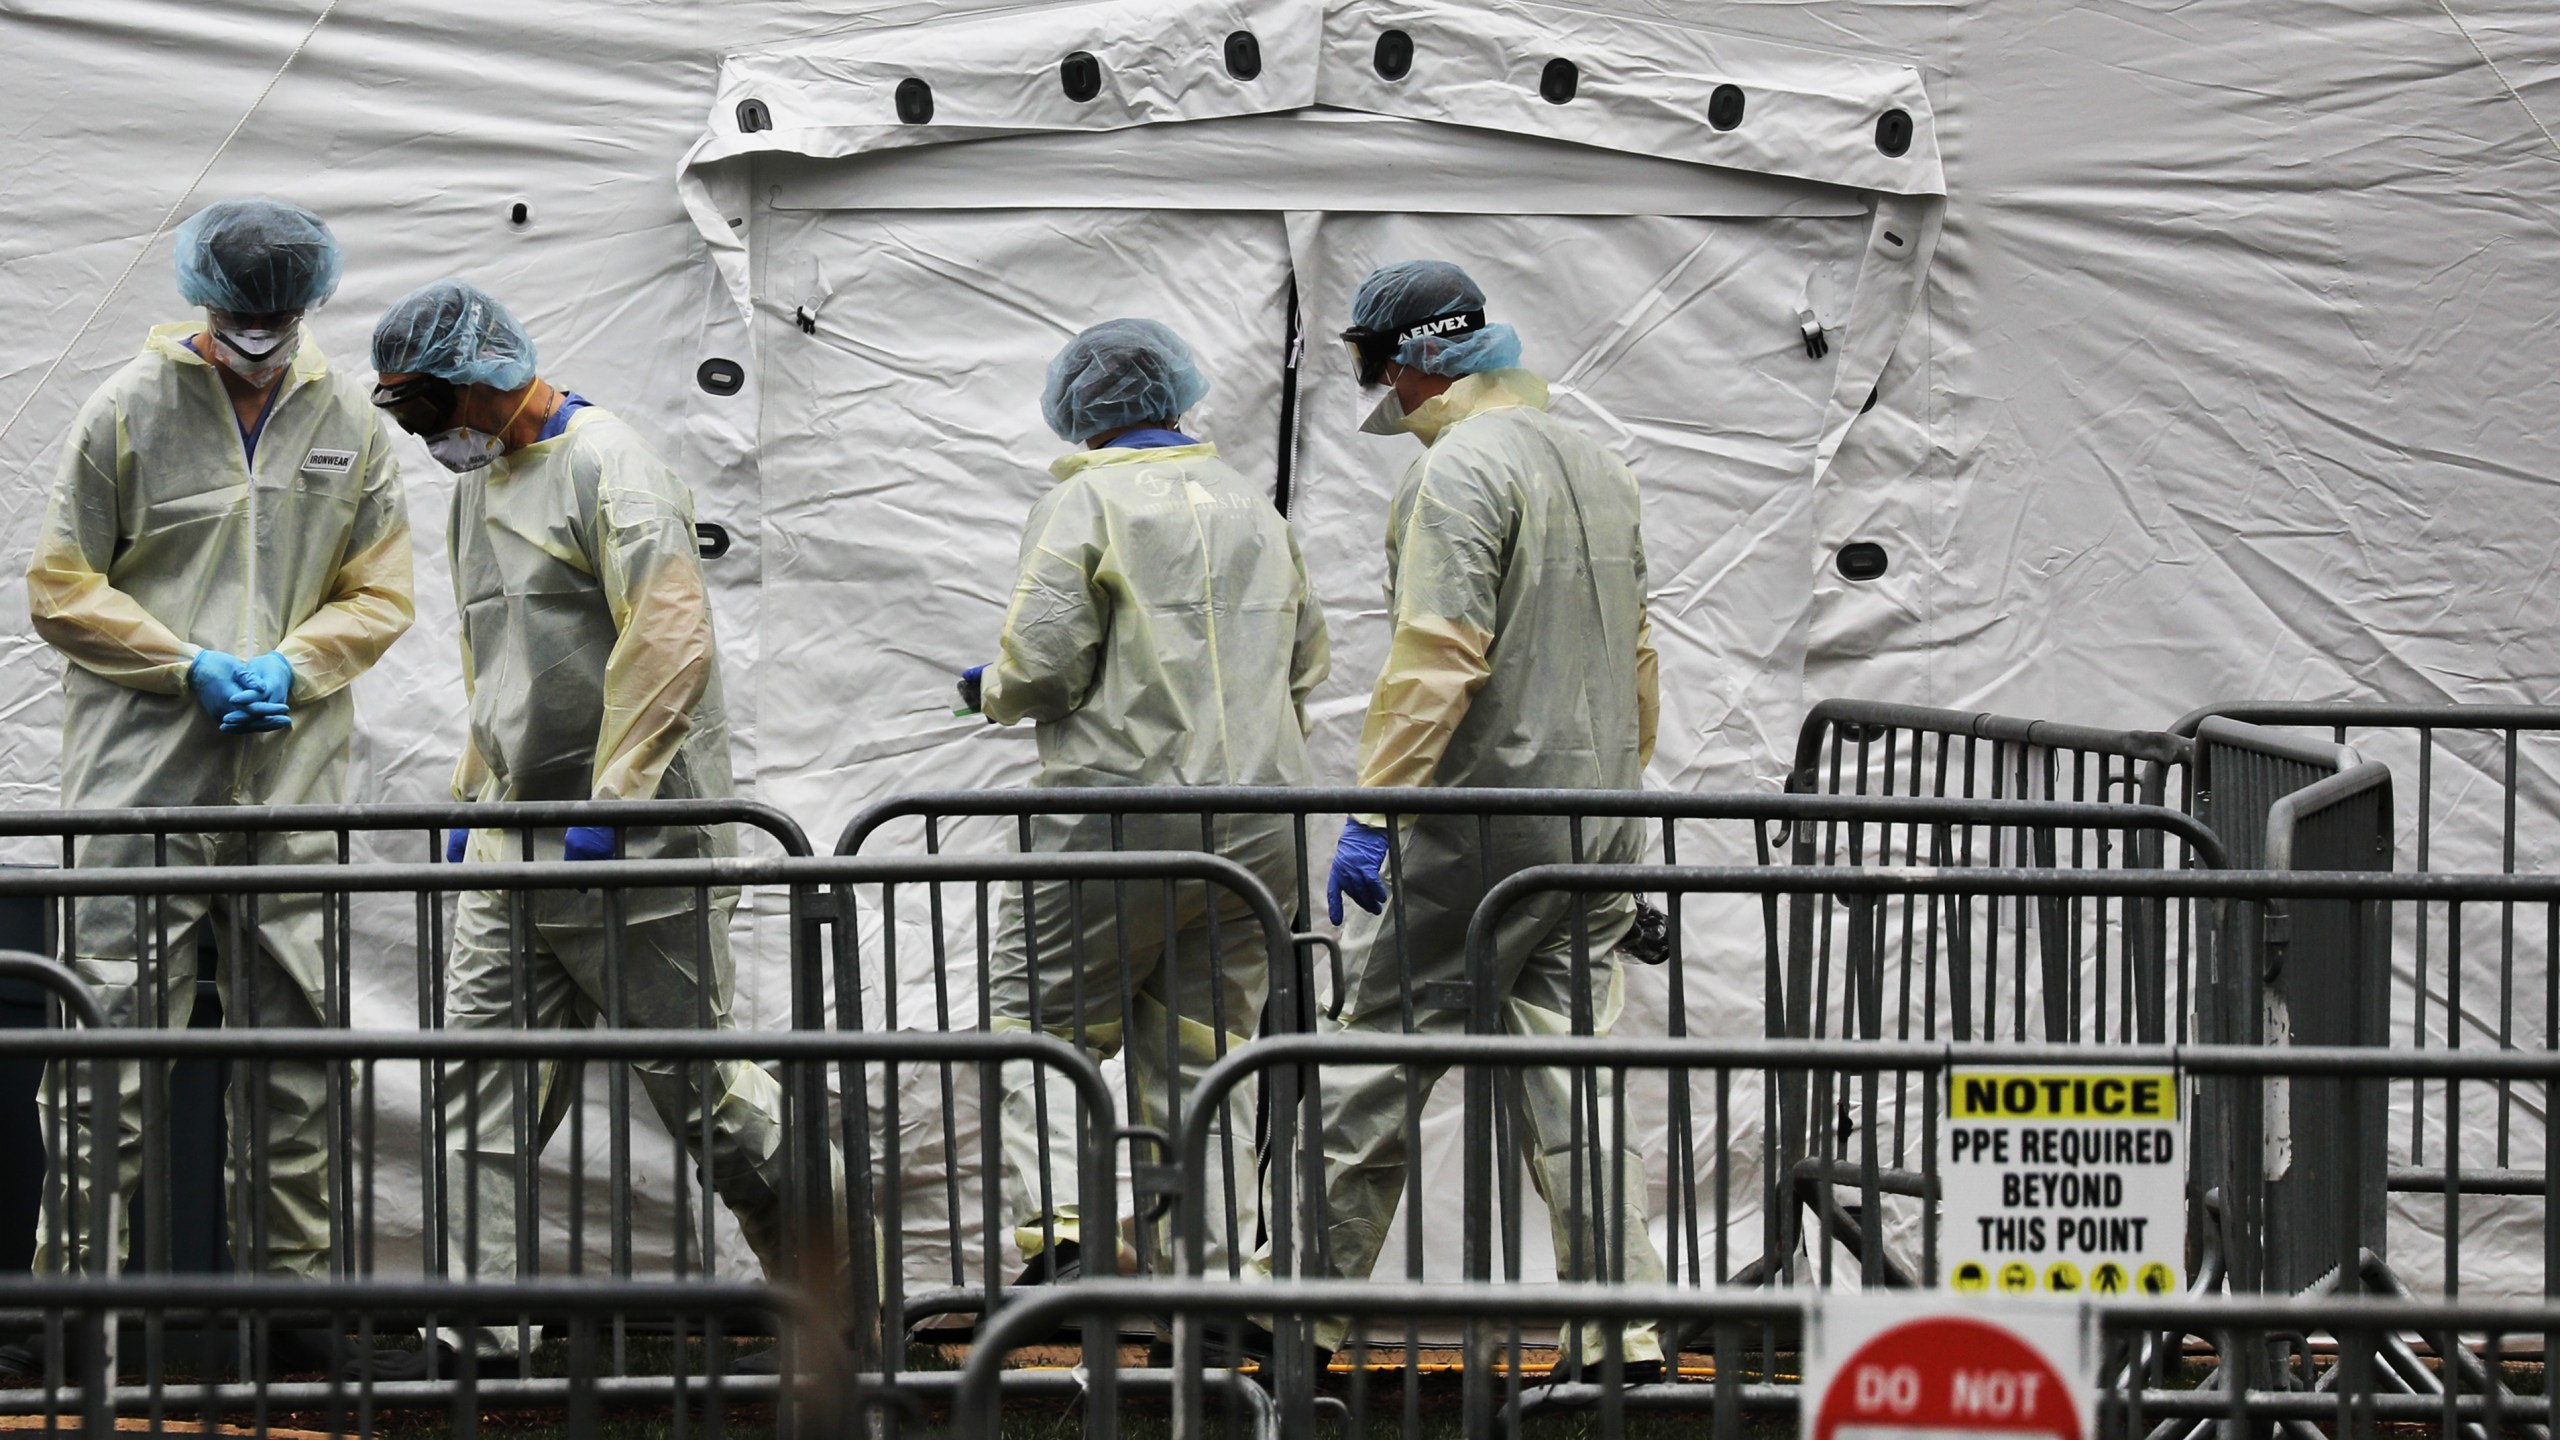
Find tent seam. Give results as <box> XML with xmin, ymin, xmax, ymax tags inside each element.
<box><xmin>0</xmin><ymin>0</ymin><xmax>343</xmax><ymax>454</ymax></box>
<box><xmin>2430</xmin><ymin>0</ymin><xmax>2560</xmax><ymax>163</ymax></box>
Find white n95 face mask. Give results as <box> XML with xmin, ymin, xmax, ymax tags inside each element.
<box><xmin>1358</xmin><ymin>387</ymin><xmax>1410</xmax><ymax>436</ymax></box>
<box><xmin>426</xmin><ymin>427</ymin><xmax>507</xmax><ymax>472</ymax></box>
<box><xmin>212</xmin><ymin>324</ymin><xmax>298</xmax><ymax>384</ymax></box>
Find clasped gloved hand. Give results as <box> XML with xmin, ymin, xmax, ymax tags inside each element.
<box><xmin>956</xmin><ymin>664</ymin><xmax>987</xmax><ymax>715</ymax></box>
<box><xmin>222</xmin><ymin>652</ymin><xmax>294</xmax><ymax>733</ymax></box>
<box><xmin>187</xmin><ymin>650</ymin><xmax>247</xmax><ymax>725</ymax></box>
<box><xmin>445</xmin><ymin>828</ymin><xmax>469</xmax><ymax>864</ymax></box>
<box><xmin>1326</xmin><ymin>818</ymin><xmax>1391</xmax><ymax>925</ymax></box>
<box><xmin>564</xmin><ymin>825</ymin><xmax>617</xmax><ymax>862</ymax></box>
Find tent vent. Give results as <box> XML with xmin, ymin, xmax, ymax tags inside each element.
<box><xmin>696</xmin><ymin>522</ymin><xmax>732</xmax><ymax>560</ymax></box>
<box><xmin>895</xmin><ymin>78</ymin><xmax>934</xmax><ymax>124</ymax></box>
<box><xmin>1709</xmin><ymin>84</ymin><xmax>1745</xmax><ymax>130</ymax></box>
<box><xmin>1876</xmin><ymin>108</ymin><xmax>1913</xmax><ymax>156</ymax></box>
<box><xmin>1540</xmin><ymin>59</ymin><xmax>1578</xmax><ymax>104</ymax></box>
<box><xmin>697</xmin><ymin>358</ymin><xmax>745</xmax><ymax>396</ymax></box>
<box><xmin>735</xmin><ymin>98</ymin><xmax>771</xmax><ymax>134</ymax></box>
<box><xmin>1374</xmin><ymin>29</ymin><xmax>1413</xmax><ymax>81</ymax></box>
<box><xmin>509</xmin><ymin>202</ymin><xmax>528</xmax><ymax>226</ymax></box>
<box><xmin>1836</xmin><ymin>542</ymin><xmax>1889</xmax><ymax>582</ymax></box>
<box><xmin>1061</xmin><ymin>51</ymin><xmax>1102</xmax><ymax>102</ymax></box>
<box><xmin>1225</xmin><ymin>31</ymin><xmax>1262</xmax><ymax>80</ymax></box>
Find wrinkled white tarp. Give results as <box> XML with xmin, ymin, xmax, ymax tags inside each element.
<box><xmin>0</xmin><ymin>0</ymin><xmax>2553</xmax><ymax>1298</ymax></box>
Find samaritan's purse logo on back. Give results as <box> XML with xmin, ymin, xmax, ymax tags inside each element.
<box><xmin>302</xmin><ymin>447</ymin><xmax>357</xmax><ymax>475</ymax></box>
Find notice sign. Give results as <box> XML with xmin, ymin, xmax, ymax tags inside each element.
<box><xmin>1940</xmin><ymin>1066</ymin><xmax>2184</xmax><ymax>1298</ymax></box>
<box><xmin>1805</xmin><ymin>1294</ymin><xmax>2094</xmax><ymax>1440</ymax></box>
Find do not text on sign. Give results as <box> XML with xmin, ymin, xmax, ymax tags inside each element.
<box><xmin>1805</xmin><ymin>1294</ymin><xmax>2095</xmax><ymax>1440</ymax></box>
<box><xmin>1939</xmin><ymin>1066</ymin><xmax>2183</xmax><ymax>1298</ymax></box>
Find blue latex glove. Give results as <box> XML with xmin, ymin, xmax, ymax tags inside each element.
<box><xmin>445</xmin><ymin>828</ymin><xmax>468</xmax><ymax>864</ymax></box>
<box><xmin>564</xmin><ymin>826</ymin><xmax>617</xmax><ymax>862</ymax></box>
<box><xmin>956</xmin><ymin>664</ymin><xmax>987</xmax><ymax>715</ymax></box>
<box><xmin>186</xmin><ymin>650</ymin><xmax>246</xmax><ymax>724</ymax></box>
<box><xmin>1326</xmin><ymin>819</ymin><xmax>1391</xmax><ymax>925</ymax></box>
<box><xmin>221</xmin><ymin>651</ymin><xmax>294</xmax><ymax>733</ymax></box>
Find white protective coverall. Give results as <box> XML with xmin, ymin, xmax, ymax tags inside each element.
<box><xmin>980</xmin><ymin>440</ymin><xmax>1329</xmax><ymax>1278</ymax></box>
<box><xmin>25</xmin><ymin>322</ymin><xmax>415</xmax><ymax>1279</ymax></box>
<box><xmin>1315</xmin><ymin>369</ymin><xmax>1667</xmax><ymax>1361</ymax></box>
<box><xmin>440</xmin><ymin>403</ymin><xmax>789</xmax><ymax>1348</ymax></box>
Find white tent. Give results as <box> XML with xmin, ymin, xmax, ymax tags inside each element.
<box><xmin>1</xmin><ymin>0</ymin><xmax>2555</xmax><ymax>1295</ymax></box>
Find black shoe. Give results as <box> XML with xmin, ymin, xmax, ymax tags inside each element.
<box><xmin>340</xmin><ymin>1342</ymin><xmax>522</xmax><ymax>1384</ymax></box>
<box><xmin>261</xmin><ymin>1328</ymin><xmax>355</xmax><ymax>1379</ymax></box>
<box><xmin>0</xmin><ymin>1340</ymin><xmax>40</xmax><ymax>1386</ymax></box>
<box><xmin>1010</xmin><ymin>1239</ymin><xmax>1082</xmax><ymax>1289</ymax></box>
<box><xmin>730</xmin><ymin>1346</ymin><xmax>780</xmax><ymax>1376</ymax></box>
<box><xmin>1149</xmin><ymin>1322</ymin><xmax>1333</xmax><ymax>1370</ymax></box>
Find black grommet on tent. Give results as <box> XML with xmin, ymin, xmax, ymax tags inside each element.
<box><xmin>696</xmin><ymin>522</ymin><xmax>732</xmax><ymax>560</ymax></box>
<box><xmin>697</xmin><ymin>358</ymin><xmax>745</xmax><ymax>396</ymax></box>
<box><xmin>1374</xmin><ymin>29</ymin><xmax>1413</xmax><ymax>81</ymax></box>
<box><xmin>735</xmin><ymin>98</ymin><xmax>772</xmax><ymax>134</ymax></box>
<box><xmin>1709</xmin><ymin>84</ymin><xmax>1745</xmax><ymax>130</ymax></box>
<box><xmin>1061</xmin><ymin>51</ymin><xmax>1102</xmax><ymax>102</ymax></box>
<box><xmin>509</xmin><ymin>202</ymin><xmax>528</xmax><ymax>226</ymax></box>
<box><xmin>1836</xmin><ymin>542</ymin><xmax>1889</xmax><ymax>581</ymax></box>
<box><xmin>1862</xmin><ymin>386</ymin><xmax>1880</xmax><ymax>414</ymax></box>
<box><xmin>895</xmin><ymin>78</ymin><xmax>934</xmax><ymax>124</ymax></box>
<box><xmin>1225</xmin><ymin>30</ymin><xmax>1262</xmax><ymax>80</ymax></box>
<box><xmin>1876</xmin><ymin>108</ymin><xmax>1913</xmax><ymax>156</ymax></box>
<box><xmin>1540</xmin><ymin>58</ymin><xmax>1578</xmax><ymax>104</ymax></box>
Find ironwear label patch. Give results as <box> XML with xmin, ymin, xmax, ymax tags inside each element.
<box><xmin>302</xmin><ymin>447</ymin><xmax>357</xmax><ymax>475</ymax></box>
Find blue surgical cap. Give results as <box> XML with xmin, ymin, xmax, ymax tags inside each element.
<box><xmin>173</xmin><ymin>198</ymin><xmax>343</xmax><ymax>315</ymax></box>
<box><xmin>1349</xmin><ymin>259</ymin><xmax>1522</xmax><ymax>378</ymax></box>
<box><xmin>1041</xmin><ymin>319</ymin><xmax>1211</xmax><ymax>444</ymax></box>
<box><xmin>371</xmin><ymin>278</ymin><xmax>539</xmax><ymax>390</ymax></box>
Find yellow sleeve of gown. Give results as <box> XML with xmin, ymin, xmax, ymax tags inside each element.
<box><xmin>273</xmin><ymin>414</ymin><xmax>416</xmax><ymax>701</ymax></box>
<box><xmin>25</xmin><ymin>395</ymin><xmax>197</xmax><ymax>694</ymax></box>
<box><xmin>589</xmin><ymin>467</ymin><xmax>714</xmax><ymax>802</ymax></box>
<box><xmin>981</xmin><ymin>481</ymin><xmax>1104</xmax><ymax>726</ymax></box>
<box><xmin>1353</xmin><ymin>452</ymin><xmax>1504</xmax><ymax>791</ymax></box>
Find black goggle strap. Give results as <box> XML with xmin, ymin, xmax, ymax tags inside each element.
<box><xmin>1342</xmin><ymin>308</ymin><xmax>1488</xmax><ymax>384</ymax></box>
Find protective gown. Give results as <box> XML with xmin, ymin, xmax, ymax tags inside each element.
<box><xmin>1315</xmin><ymin>369</ymin><xmax>1668</xmax><ymax>1361</ymax></box>
<box><xmin>439</xmin><ymin>404</ymin><xmax>787</xmax><ymax>1346</ymax></box>
<box><xmin>980</xmin><ymin>440</ymin><xmax>1328</xmax><ymax>1277</ymax></box>
<box><xmin>26</xmin><ymin>322</ymin><xmax>414</xmax><ymax>1279</ymax></box>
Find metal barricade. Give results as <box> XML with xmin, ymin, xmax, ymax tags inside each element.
<box><xmin>1156</xmin><ymin>1030</ymin><xmax>2560</xmax><ymax>1440</ymax></box>
<box><xmin>0</xmin><ymin>1018</ymin><xmax>1114</xmax><ymax>1436</ymax></box>
<box><xmin>0</xmin><ymin>851</ymin><xmax>1284</xmax><ymax>1423</ymax></box>
<box><xmin>2180</xmin><ymin>703</ymin><xmax>2560</xmax><ymax>1226</ymax></box>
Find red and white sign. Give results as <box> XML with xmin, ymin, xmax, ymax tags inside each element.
<box><xmin>1804</xmin><ymin>1296</ymin><xmax>2094</xmax><ymax>1440</ymax></box>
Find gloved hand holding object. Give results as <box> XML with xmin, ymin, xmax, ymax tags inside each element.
<box><xmin>1326</xmin><ymin>819</ymin><xmax>1390</xmax><ymax>925</ymax></box>
<box><xmin>221</xmin><ymin>651</ymin><xmax>294</xmax><ymax>733</ymax></box>
<box><xmin>445</xmin><ymin>828</ymin><xmax>468</xmax><ymax>863</ymax></box>
<box><xmin>563</xmin><ymin>826</ymin><xmax>616</xmax><ymax>862</ymax></box>
<box><xmin>956</xmin><ymin>664</ymin><xmax>986</xmax><ymax>716</ymax></box>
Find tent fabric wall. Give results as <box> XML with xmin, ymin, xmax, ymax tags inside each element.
<box><xmin>0</xmin><ymin>0</ymin><xmax>2555</xmax><ymax>1296</ymax></box>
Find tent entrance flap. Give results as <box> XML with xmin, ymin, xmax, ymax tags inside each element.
<box><xmin>763</xmin><ymin>111</ymin><xmax>1871</xmax><ymax>219</ymax></box>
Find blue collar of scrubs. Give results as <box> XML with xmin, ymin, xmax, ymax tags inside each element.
<box><xmin>535</xmin><ymin>391</ymin><xmax>592</xmax><ymax>442</ymax></box>
<box><xmin>1101</xmin><ymin>427</ymin><xmax>1196</xmax><ymax>450</ymax></box>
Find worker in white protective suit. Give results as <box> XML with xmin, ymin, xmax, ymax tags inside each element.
<box><xmin>348</xmin><ymin>279</ymin><xmax>806</xmax><ymax>1380</ymax></box>
<box><xmin>1301</xmin><ymin>260</ymin><xmax>1668</xmax><ymax>1378</ymax></box>
<box><xmin>9</xmin><ymin>196</ymin><xmax>414</xmax><ymax>1381</ymax></box>
<box><xmin>961</xmin><ymin>320</ymin><xmax>1328</xmax><ymax>1306</ymax></box>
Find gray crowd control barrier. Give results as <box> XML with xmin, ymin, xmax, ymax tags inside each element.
<box><xmin>0</xmin><ymin>1019</ymin><xmax>1115</xmax><ymax>1434</ymax></box>
<box><xmin>1158</xmin><ymin>1028</ymin><xmax>2559</xmax><ymax>1440</ymax></box>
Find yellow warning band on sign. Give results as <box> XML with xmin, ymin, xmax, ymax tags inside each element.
<box><xmin>1949</xmin><ymin>1071</ymin><xmax>2177</xmax><ymax>1121</ymax></box>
